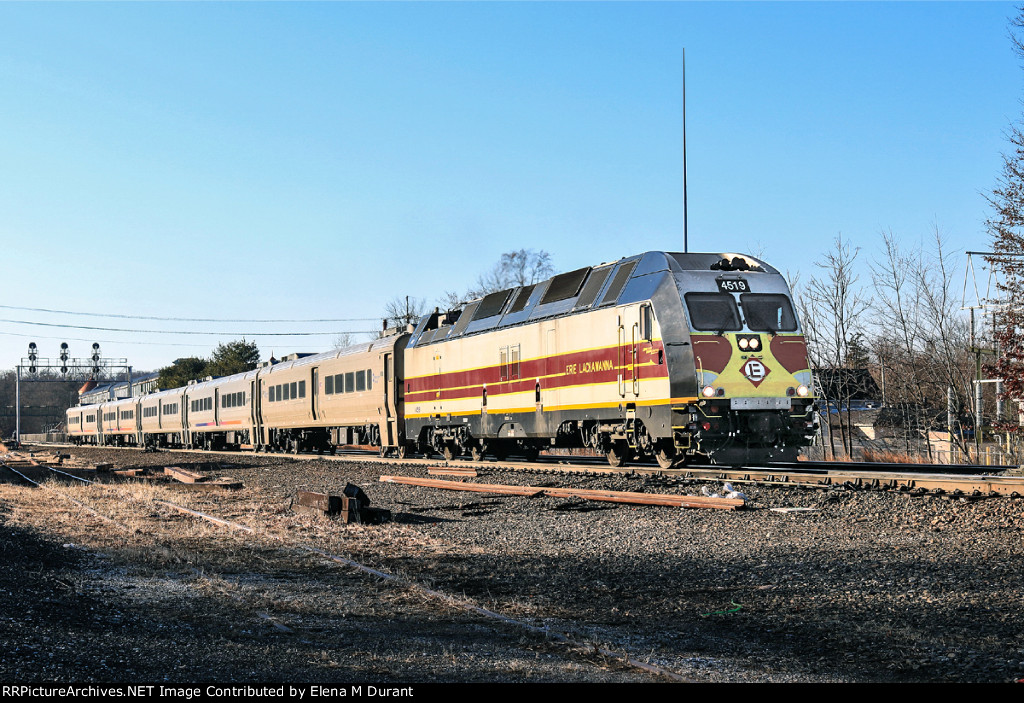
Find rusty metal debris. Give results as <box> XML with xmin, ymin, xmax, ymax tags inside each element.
<box><xmin>379</xmin><ymin>475</ymin><xmax>745</xmax><ymax>510</ymax></box>
<box><xmin>295</xmin><ymin>485</ymin><xmax>389</xmax><ymax>524</ymax></box>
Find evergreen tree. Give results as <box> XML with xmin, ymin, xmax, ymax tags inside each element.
<box><xmin>156</xmin><ymin>339</ymin><xmax>261</xmax><ymax>390</ymax></box>
<box><xmin>207</xmin><ymin>339</ymin><xmax>261</xmax><ymax>377</ymax></box>
<box><xmin>157</xmin><ymin>357</ymin><xmax>209</xmax><ymax>390</ymax></box>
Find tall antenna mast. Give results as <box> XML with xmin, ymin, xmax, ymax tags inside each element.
<box><xmin>683</xmin><ymin>48</ymin><xmax>689</xmax><ymax>253</ymax></box>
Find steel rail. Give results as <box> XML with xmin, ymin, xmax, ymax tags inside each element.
<box><xmin>31</xmin><ymin>441</ymin><xmax>1024</xmax><ymax>496</ymax></box>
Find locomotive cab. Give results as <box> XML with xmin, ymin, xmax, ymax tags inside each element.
<box><xmin>664</xmin><ymin>253</ymin><xmax>818</xmax><ymax>464</ymax></box>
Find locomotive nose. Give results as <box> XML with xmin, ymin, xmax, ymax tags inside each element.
<box><xmin>746</xmin><ymin>411</ymin><xmax>782</xmax><ymax>441</ymax></box>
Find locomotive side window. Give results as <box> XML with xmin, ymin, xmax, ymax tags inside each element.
<box><xmin>640</xmin><ymin>304</ymin><xmax>654</xmax><ymax>341</ymax></box>
<box><xmin>574</xmin><ymin>267</ymin><xmax>612</xmax><ymax>309</ymax></box>
<box><xmin>345</xmin><ymin>372</ymin><xmax>355</xmax><ymax>393</ymax></box>
<box><xmin>356</xmin><ymin>370</ymin><xmax>366</xmax><ymax>392</ymax></box>
<box><xmin>740</xmin><ymin>294</ymin><xmax>798</xmax><ymax>332</ymax></box>
<box><xmin>600</xmin><ymin>262</ymin><xmax>638</xmax><ymax>306</ymax></box>
<box><xmin>326</xmin><ymin>376</ymin><xmax>334</xmax><ymax>394</ymax></box>
<box><xmin>684</xmin><ymin>293</ymin><xmax>742</xmax><ymax>331</ymax></box>
<box><xmin>366</xmin><ymin>369</ymin><xmax>372</xmax><ymax>390</ymax></box>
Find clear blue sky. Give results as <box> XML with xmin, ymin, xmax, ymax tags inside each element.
<box><xmin>0</xmin><ymin>1</ymin><xmax>1019</xmax><ymax>372</ymax></box>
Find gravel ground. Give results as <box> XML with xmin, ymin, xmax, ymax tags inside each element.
<box><xmin>2</xmin><ymin>444</ymin><xmax>1023</xmax><ymax>684</ymax></box>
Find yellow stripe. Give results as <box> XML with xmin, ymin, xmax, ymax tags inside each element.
<box><xmin>405</xmin><ymin>337</ymin><xmax>664</xmax><ymax>382</ymax></box>
<box><xmin>406</xmin><ymin>396</ymin><xmax>673</xmax><ymax>419</ymax></box>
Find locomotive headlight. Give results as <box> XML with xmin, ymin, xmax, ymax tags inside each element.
<box><xmin>738</xmin><ymin>338</ymin><xmax>749</xmax><ymax>350</ymax></box>
<box><xmin>797</xmin><ymin>384</ymin><xmax>809</xmax><ymax>397</ymax></box>
<box><xmin>749</xmin><ymin>337</ymin><xmax>761</xmax><ymax>351</ymax></box>
<box><xmin>702</xmin><ymin>385</ymin><xmax>716</xmax><ymax>398</ymax></box>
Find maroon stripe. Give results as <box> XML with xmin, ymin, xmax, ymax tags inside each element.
<box><xmin>406</xmin><ymin>341</ymin><xmax>668</xmax><ymax>401</ymax></box>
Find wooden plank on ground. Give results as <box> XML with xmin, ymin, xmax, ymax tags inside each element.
<box><xmin>113</xmin><ymin>469</ymin><xmax>143</xmax><ymax>477</ymax></box>
<box><xmin>164</xmin><ymin>466</ymin><xmax>209</xmax><ymax>483</ymax></box>
<box><xmin>378</xmin><ymin>475</ymin><xmax>743</xmax><ymax>509</ymax></box>
<box><xmin>168</xmin><ymin>478</ymin><xmax>242</xmax><ymax>491</ymax></box>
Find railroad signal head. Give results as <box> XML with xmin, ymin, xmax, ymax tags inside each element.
<box><xmin>27</xmin><ymin>342</ymin><xmax>37</xmax><ymax>362</ymax></box>
<box><xmin>60</xmin><ymin>342</ymin><xmax>69</xmax><ymax>361</ymax></box>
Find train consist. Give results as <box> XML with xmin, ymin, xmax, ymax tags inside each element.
<box><xmin>65</xmin><ymin>251</ymin><xmax>817</xmax><ymax>466</ymax></box>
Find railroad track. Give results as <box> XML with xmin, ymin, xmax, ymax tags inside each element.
<box><xmin>23</xmin><ymin>441</ymin><xmax>1024</xmax><ymax>497</ymax></box>
<box><xmin>0</xmin><ymin>448</ymin><xmax>691</xmax><ymax>682</ymax></box>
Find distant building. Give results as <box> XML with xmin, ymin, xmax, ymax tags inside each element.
<box><xmin>813</xmin><ymin>368</ymin><xmax>881</xmax><ymax>412</ymax></box>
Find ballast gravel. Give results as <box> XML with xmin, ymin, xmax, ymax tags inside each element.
<box><xmin>1</xmin><ymin>445</ymin><xmax>1022</xmax><ymax>683</ymax></box>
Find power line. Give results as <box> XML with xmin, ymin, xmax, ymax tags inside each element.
<box><xmin>0</xmin><ymin>318</ymin><xmax>377</xmax><ymax>336</ymax></box>
<box><xmin>0</xmin><ymin>304</ymin><xmax>378</xmax><ymax>323</ymax></box>
<box><xmin>0</xmin><ymin>330</ymin><xmax>374</xmax><ymax>348</ymax></box>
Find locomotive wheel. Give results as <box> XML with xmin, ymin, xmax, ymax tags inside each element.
<box><xmin>654</xmin><ymin>442</ymin><xmax>677</xmax><ymax>469</ymax></box>
<box><xmin>491</xmin><ymin>442</ymin><xmax>512</xmax><ymax>464</ymax></box>
<box><xmin>469</xmin><ymin>443</ymin><xmax>485</xmax><ymax>462</ymax></box>
<box><xmin>396</xmin><ymin>444</ymin><xmax>407</xmax><ymax>459</ymax></box>
<box><xmin>522</xmin><ymin>445</ymin><xmax>540</xmax><ymax>462</ymax></box>
<box><xmin>379</xmin><ymin>445</ymin><xmax>389</xmax><ymax>458</ymax></box>
<box><xmin>442</xmin><ymin>442</ymin><xmax>456</xmax><ymax>461</ymax></box>
<box><xmin>606</xmin><ymin>440</ymin><xmax>633</xmax><ymax>468</ymax></box>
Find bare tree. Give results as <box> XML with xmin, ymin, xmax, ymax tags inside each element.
<box><xmin>870</xmin><ymin>229</ymin><xmax>974</xmax><ymax>460</ymax></box>
<box><xmin>384</xmin><ymin>296</ymin><xmax>427</xmax><ymax>331</ymax></box>
<box><xmin>466</xmin><ymin>249</ymin><xmax>554</xmax><ymax>298</ymax></box>
<box><xmin>799</xmin><ymin>234</ymin><xmax>869</xmax><ymax>457</ymax></box>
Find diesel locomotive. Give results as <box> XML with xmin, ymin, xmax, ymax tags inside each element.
<box><xmin>66</xmin><ymin>251</ymin><xmax>816</xmax><ymax>467</ymax></box>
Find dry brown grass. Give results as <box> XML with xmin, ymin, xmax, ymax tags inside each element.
<box><xmin>813</xmin><ymin>449</ymin><xmax>933</xmax><ymax>464</ymax></box>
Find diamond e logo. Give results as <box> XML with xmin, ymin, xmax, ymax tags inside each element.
<box><xmin>742</xmin><ymin>359</ymin><xmax>770</xmax><ymax>387</ymax></box>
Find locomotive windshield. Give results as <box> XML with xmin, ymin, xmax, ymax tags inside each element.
<box><xmin>740</xmin><ymin>294</ymin><xmax>798</xmax><ymax>332</ymax></box>
<box><xmin>685</xmin><ymin>292</ymin><xmax>798</xmax><ymax>333</ymax></box>
<box><xmin>684</xmin><ymin>293</ymin><xmax>742</xmax><ymax>331</ymax></box>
